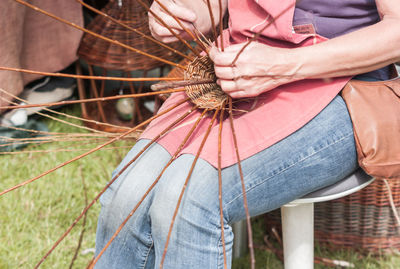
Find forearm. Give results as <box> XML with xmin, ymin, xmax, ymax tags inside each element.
<box><xmin>293</xmin><ymin>17</ymin><xmax>400</xmax><ymax>79</ymax></box>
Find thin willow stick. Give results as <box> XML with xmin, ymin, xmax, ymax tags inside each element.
<box><xmin>153</xmin><ymin>0</ymin><xmax>208</xmax><ymax>53</ymax></box>
<box><xmin>159</xmin><ymin>108</ymin><xmax>220</xmax><ymax>269</ymax></box>
<box><xmin>0</xmin><ymin>87</ymin><xmax>186</xmax><ymax>111</ymax></box>
<box><xmin>0</xmin><ymin>146</ymin><xmax>132</xmax><ymax>156</ymax></box>
<box><xmin>75</xmin><ymin>0</ymin><xmax>192</xmax><ymax>61</ymax></box>
<box><xmin>33</xmin><ymin>101</ymin><xmax>197</xmax><ymax>269</ymax></box>
<box><xmin>151</xmin><ymin>78</ymin><xmax>214</xmax><ymax>91</ymax></box>
<box><xmin>0</xmin><ymin>136</ymin><xmax>108</xmax><ymax>143</ymax></box>
<box><xmin>0</xmin><ymin>91</ymin><xmax>111</xmax><ymax>134</ymax></box>
<box><xmin>68</xmin><ymin>167</ymin><xmax>89</xmax><ymax>269</ymax></box>
<box><xmin>75</xmin><ymin>62</ymin><xmax>89</xmax><ymax>118</ymax></box>
<box><xmin>1</xmin><ymin>124</ymin><xmax>81</xmax><ymax>136</ymax></box>
<box><xmin>0</xmin><ymin>66</ymin><xmax>184</xmax><ymax>82</ymax></box>
<box><xmin>218</xmin><ymin>0</ymin><xmax>225</xmax><ymax>51</ymax></box>
<box><xmin>0</xmin><ymin>140</ymin><xmax>52</xmax><ymax>149</ymax></box>
<box><xmin>0</xmin><ymin>98</ymin><xmax>189</xmax><ymax>197</ymax></box>
<box><xmin>12</xmin><ymin>0</ymin><xmax>186</xmax><ymax>69</ymax></box>
<box><xmin>0</xmin><ymin>124</ymin><xmax>137</xmax><ymax>139</ymax></box>
<box><xmin>205</xmin><ymin>0</ymin><xmax>219</xmax><ymax>46</ymax></box>
<box><xmin>126</xmin><ymin>71</ymin><xmax>144</xmax><ymax>123</ymax></box>
<box><xmin>231</xmin><ymin>3</ymin><xmax>295</xmax><ymax>65</ymax></box>
<box><xmin>136</xmin><ymin>0</ymin><xmax>200</xmax><ymax>57</ymax></box>
<box><xmin>89</xmin><ymin>108</ymin><xmax>209</xmax><ymax>269</ymax></box>
<box><xmin>193</xmin><ymin>24</ymin><xmax>213</xmax><ymax>48</ymax></box>
<box><xmin>228</xmin><ymin>98</ymin><xmax>255</xmax><ymax>269</ymax></box>
<box><xmin>217</xmin><ymin>104</ymin><xmax>228</xmax><ymax>269</ymax></box>
<box><xmin>87</xmin><ymin>65</ymin><xmax>107</xmax><ymax>123</ymax></box>
<box><xmin>0</xmin><ymin>137</ymin><xmax>130</xmax><ymax>150</ymax></box>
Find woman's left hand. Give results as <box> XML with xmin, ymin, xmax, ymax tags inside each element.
<box><xmin>209</xmin><ymin>42</ymin><xmax>301</xmax><ymax>98</ymax></box>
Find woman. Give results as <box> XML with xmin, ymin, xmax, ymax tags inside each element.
<box><xmin>95</xmin><ymin>0</ymin><xmax>400</xmax><ymax>268</ymax></box>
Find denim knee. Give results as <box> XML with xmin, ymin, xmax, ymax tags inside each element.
<box><xmin>148</xmin><ymin>155</ymin><xmax>223</xmax><ymax>237</ymax></box>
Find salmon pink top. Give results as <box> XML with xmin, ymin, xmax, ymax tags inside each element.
<box><xmin>140</xmin><ymin>0</ymin><xmax>380</xmax><ymax>168</ymax></box>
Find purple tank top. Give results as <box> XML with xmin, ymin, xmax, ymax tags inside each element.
<box><xmin>294</xmin><ymin>0</ymin><xmax>390</xmax><ymax>80</ymax></box>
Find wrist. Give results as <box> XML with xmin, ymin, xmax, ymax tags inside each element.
<box><xmin>261</xmin><ymin>47</ymin><xmax>305</xmax><ymax>84</ymax></box>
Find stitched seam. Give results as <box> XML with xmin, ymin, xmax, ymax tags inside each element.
<box><xmin>226</xmin><ymin>132</ymin><xmax>354</xmax><ymax>206</ymax></box>
<box><xmin>142</xmin><ymin>238</ymin><xmax>154</xmax><ymax>269</ymax></box>
<box><xmin>217</xmin><ymin>234</ymin><xmax>226</xmax><ymax>269</ymax></box>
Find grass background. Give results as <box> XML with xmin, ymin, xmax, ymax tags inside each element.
<box><xmin>1</xmin><ymin>106</ymin><xmax>400</xmax><ymax>268</ymax></box>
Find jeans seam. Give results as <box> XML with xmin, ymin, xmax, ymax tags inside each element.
<box><xmin>217</xmin><ymin>234</ymin><xmax>224</xmax><ymax>269</ymax></box>
<box><xmin>142</xmin><ymin>238</ymin><xmax>154</xmax><ymax>269</ymax></box>
<box><xmin>226</xmin><ymin>132</ymin><xmax>354</xmax><ymax>206</ymax></box>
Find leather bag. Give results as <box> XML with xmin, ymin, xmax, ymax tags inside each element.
<box><xmin>341</xmin><ymin>74</ymin><xmax>400</xmax><ymax>179</ymax></box>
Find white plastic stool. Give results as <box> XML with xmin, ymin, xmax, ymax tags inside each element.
<box><xmin>232</xmin><ymin>168</ymin><xmax>374</xmax><ymax>269</ymax></box>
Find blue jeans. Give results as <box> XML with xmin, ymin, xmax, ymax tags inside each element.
<box><xmin>95</xmin><ymin>95</ymin><xmax>358</xmax><ymax>268</ymax></box>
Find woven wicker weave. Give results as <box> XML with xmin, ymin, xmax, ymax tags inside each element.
<box><xmin>265</xmin><ymin>179</ymin><xmax>400</xmax><ymax>253</ymax></box>
<box><xmin>184</xmin><ymin>55</ymin><xmax>227</xmax><ymax>109</ymax></box>
<box><xmin>78</xmin><ymin>0</ymin><xmax>185</xmax><ymax>71</ymax></box>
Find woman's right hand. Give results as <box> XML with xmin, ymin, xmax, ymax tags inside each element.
<box><xmin>148</xmin><ymin>0</ymin><xmax>228</xmax><ymax>43</ymax></box>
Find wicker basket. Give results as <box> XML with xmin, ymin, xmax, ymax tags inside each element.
<box><xmin>265</xmin><ymin>179</ymin><xmax>400</xmax><ymax>253</ymax></box>
<box><xmin>78</xmin><ymin>0</ymin><xmax>186</xmax><ymax>70</ymax></box>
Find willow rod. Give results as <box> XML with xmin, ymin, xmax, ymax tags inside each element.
<box><xmin>154</xmin><ymin>0</ymin><xmax>209</xmax><ymax>53</ymax></box>
<box><xmin>13</xmin><ymin>0</ymin><xmax>186</xmax><ymax>69</ymax></box>
<box><xmin>68</xmin><ymin>167</ymin><xmax>88</xmax><ymax>269</ymax></box>
<box><xmin>0</xmin><ymin>90</ymin><xmax>115</xmax><ymax>134</ymax></box>
<box><xmin>159</xmin><ymin>108</ymin><xmax>220</xmax><ymax>269</ymax></box>
<box><xmin>33</xmin><ymin>98</ymin><xmax>191</xmax><ymax>268</ymax></box>
<box><xmin>136</xmin><ymin>0</ymin><xmax>201</xmax><ymax>57</ymax></box>
<box><xmin>0</xmin><ymin>91</ymin><xmax>112</xmax><ymax>135</ymax></box>
<box><xmin>0</xmin><ymin>124</ymin><xmax>129</xmax><ymax>137</ymax></box>
<box><xmin>231</xmin><ymin>3</ymin><xmax>295</xmax><ymax>65</ymax></box>
<box><xmin>205</xmin><ymin>0</ymin><xmax>219</xmax><ymax>47</ymax></box>
<box><xmin>0</xmin><ymin>66</ymin><xmax>184</xmax><ymax>82</ymax></box>
<box><xmin>151</xmin><ymin>78</ymin><xmax>214</xmax><ymax>91</ymax></box>
<box><xmin>228</xmin><ymin>97</ymin><xmax>255</xmax><ymax>269</ymax></box>
<box><xmin>218</xmin><ymin>0</ymin><xmax>225</xmax><ymax>51</ymax></box>
<box><xmin>1</xmin><ymin>98</ymin><xmax>189</xmax><ymax>198</ymax></box>
<box><xmin>89</xmin><ymin>108</ymin><xmax>208</xmax><ymax>269</ymax></box>
<box><xmin>0</xmin><ymin>87</ymin><xmax>186</xmax><ymax>111</ymax></box>
<box><xmin>75</xmin><ymin>0</ymin><xmax>192</xmax><ymax>61</ymax></box>
<box><xmin>0</xmin><ymin>146</ymin><xmax>132</xmax><ymax>156</ymax></box>
<box><xmin>218</xmin><ymin>103</ymin><xmax>228</xmax><ymax>269</ymax></box>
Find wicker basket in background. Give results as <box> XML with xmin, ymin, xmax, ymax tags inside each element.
<box><xmin>75</xmin><ymin>0</ymin><xmax>186</xmax><ymax>132</ymax></box>
<box><xmin>265</xmin><ymin>179</ymin><xmax>400</xmax><ymax>253</ymax></box>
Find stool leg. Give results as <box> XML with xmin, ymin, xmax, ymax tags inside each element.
<box><xmin>281</xmin><ymin>203</ymin><xmax>314</xmax><ymax>269</ymax></box>
<box><xmin>232</xmin><ymin>220</ymin><xmax>248</xmax><ymax>259</ymax></box>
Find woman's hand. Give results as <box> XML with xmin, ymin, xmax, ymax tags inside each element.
<box><xmin>149</xmin><ymin>0</ymin><xmax>228</xmax><ymax>43</ymax></box>
<box><xmin>148</xmin><ymin>1</ymin><xmax>196</xmax><ymax>43</ymax></box>
<box><xmin>209</xmin><ymin>42</ymin><xmax>302</xmax><ymax>98</ymax></box>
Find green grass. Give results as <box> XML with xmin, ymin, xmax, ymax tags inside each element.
<box><xmin>1</xmin><ymin>106</ymin><xmax>400</xmax><ymax>268</ymax></box>
<box><xmin>0</xmin><ymin>106</ymin><xmax>133</xmax><ymax>268</ymax></box>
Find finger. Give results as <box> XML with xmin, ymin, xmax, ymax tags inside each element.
<box><xmin>209</xmin><ymin>45</ymin><xmax>220</xmax><ymax>60</ymax></box>
<box><xmin>229</xmin><ymin>90</ymin><xmax>258</xmax><ymax>99</ymax></box>
<box><xmin>159</xmin><ymin>36</ymin><xmax>181</xmax><ymax>43</ymax></box>
<box><xmin>157</xmin><ymin>1</ymin><xmax>197</xmax><ymax>23</ymax></box>
<box><xmin>210</xmin><ymin>50</ymin><xmax>239</xmax><ymax>66</ymax></box>
<box><xmin>154</xmin><ymin>15</ymin><xmax>195</xmax><ymax>32</ymax></box>
<box><xmin>214</xmin><ymin>66</ymin><xmax>238</xmax><ymax>80</ymax></box>
<box><xmin>153</xmin><ymin>24</ymin><xmax>184</xmax><ymax>38</ymax></box>
<box><xmin>218</xmin><ymin>79</ymin><xmax>241</xmax><ymax>93</ymax></box>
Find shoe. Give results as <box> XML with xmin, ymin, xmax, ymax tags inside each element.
<box><xmin>21</xmin><ymin>76</ymin><xmax>76</xmax><ymax>115</ymax></box>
